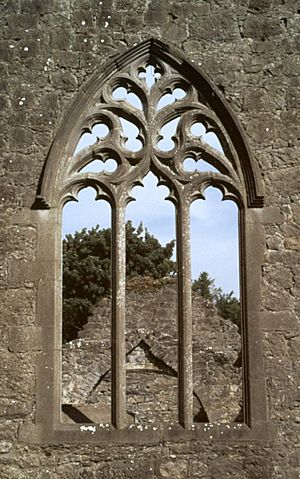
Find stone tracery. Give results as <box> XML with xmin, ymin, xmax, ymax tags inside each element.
<box><xmin>63</xmin><ymin>58</ymin><xmax>244</xmax><ymax>209</ymax></box>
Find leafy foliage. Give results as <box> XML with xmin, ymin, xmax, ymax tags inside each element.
<box><xmin>192</xmin><ymin>271</ymin><xmax>241</xmax><ymax>330</ymax></box>
<box><xmin>192</xmin><ymin>271</ymin><xmax>221</xmax><ymax>301</ymax></box>
<box><xmin>63</xmin><ymin>222</ymin><xmax>175</xmax><ymax>341</ymax></box>
<box><xmin>215</xmin><ymin>291</ymin><xmax>241</xmax><ymax>330</ymax></box>
<box><xmin>125</xmin><ymin>222</ymin><xmax>175</xmax><ymax>279</ymax></box>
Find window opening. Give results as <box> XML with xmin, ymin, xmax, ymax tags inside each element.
<box><xmin>138</xmin><ymin>64</ymin><xmax>162</xmax><ymax>88</ymax></box>
<box><xmin>119</xmin><ymin>117</ymin><xmax>143</xmax><ymax>152</ymax></box>
<box><xmin>190</xmin><ymin>122</ymin><xmax>224</xmax><ymax>154</ymax></box>
<box><xmin>61</xmin><ymin>56</ymin><xmax>253</xmax><ymax>432</ymax></box>
<box><xmin>79</xmin><ymin>158</ymin><xmax>118</xmax><ymax>174</ymax></box>
<box><xmin>112</xmin><ymin>86</ymin><xmax>143</xmax><ymax>111</ymax></box>
<box><xmin>75</xmin><ymin>123</ymin><xmax>110</xmax><ymax>153</ymax></box>
<box><xmin>157</xmin><ymin>87</ymin><xmax>186</xmax><ymax>111</ymax></box>
<box><xmin>157</xmin><ymin>117</ymin><xmax>180</xmax><ymax>152</ymax></box>
<box><xmin>191</xmin><ymin>188</ymin><xmax>239</xmax><ymax>295</ymax></box>
<box><xmin>62</xmin><ymin>188</ymin><xmax>112</xmax><ymax>424</ymax></box>
<box><xmin>183</xmin><ymin>156</ymin><xmax>220</xmax><ymax>173</ymax></box>
<box><xmin>191</xmin><ymin>187</ymin><xmax>242</xmax><ymax>424</ymax></box>
<box><xmin>125</xmin><ymin>172</ymin><xmax>177</xmax><ymax>427</ymax></box>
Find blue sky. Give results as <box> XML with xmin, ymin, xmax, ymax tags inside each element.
<box><xmin>62</xmin><ymin>75</ymin><xmax>239</xmax><ymax>296</ymax></box>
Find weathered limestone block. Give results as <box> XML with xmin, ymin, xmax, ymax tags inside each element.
<box><xmin>190</xmin><ymin>13</ymin><xmax>239</xmax><ymax>41</ymax></box>
<box><xmin>242</xmin><ymin>14</ymin><xmax>283</xmax><ymax>39</ymax></box>
<box><xmin>158</xmin><ymin>460</ymin><xmax>188</xmax><ymax>478</ymax></box>
<box><xmin>8</xmin><ymin>327</ymin><xmax>42</xmax><ymax>353</ymax></box>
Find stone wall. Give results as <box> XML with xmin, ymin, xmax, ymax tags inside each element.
<box><xmin>1</xmin><ymin>1</ymin><xmax>300</xmax><ymax>478</ymax></box>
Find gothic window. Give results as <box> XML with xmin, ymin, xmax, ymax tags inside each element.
<box><xmin>23</xmin><ymin>40</ymin><xmax>271</xmax><ymax>443</ymax></box>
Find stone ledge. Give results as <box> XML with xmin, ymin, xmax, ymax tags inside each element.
<box><xmin>19</xmin><ymin>421</ymin><xmax>277</xmax><ymax>445</ymax></box>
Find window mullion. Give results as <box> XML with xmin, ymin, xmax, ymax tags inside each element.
<box><xmin>111</xmin><ymin>199</ymin><xmax>126</xmax><ymax>429</ymax></box>
<box><xmin>176</xmin><ymin>198</ymin><xmax>193</xmax><ymax>429</ymax></box>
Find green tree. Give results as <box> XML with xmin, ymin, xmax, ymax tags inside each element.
<box><xmin>215</xmin><ymin>291</ymin><xmax>241</xmax><ymax>331</ymax></box>
<box><xmin>63</xmin><ymin>221</ymin><xmax>175</xmax><ymax>341</ymax></box>
<box><xmin>192</xmin><ymin>271</ymin><xmax>221</xmax><ymax>301</ymax></box>
<box><xmin>192</xmin><ymin>271</ymin><xmax>240</xmax><ymax>329</ymax></box>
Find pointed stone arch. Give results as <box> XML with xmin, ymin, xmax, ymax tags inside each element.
<box><xmin>33</xmin><ymin>38</ymin><xmax>263</xmax><ymax>210</ymax></box>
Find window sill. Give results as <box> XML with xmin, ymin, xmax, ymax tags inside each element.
<box><xmin>19</xmin><ymin>421</ymin><xmax>277</xmax><ymax>445</ymax></box>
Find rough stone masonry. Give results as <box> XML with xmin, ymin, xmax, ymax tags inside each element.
<box><xmin>0</xmin><ymin>0</ymin><xmax>300</xmax><ymax>478</ymax></box>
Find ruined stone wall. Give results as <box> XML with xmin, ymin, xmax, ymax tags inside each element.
<box><xmin>0</xmin><ymin>0</ymin><xmax>299</xmax><ymax>478</ymax></box>
<box><xmin>62</xmin><ymin>282</ymin><xmax>242</xmax><ymax>426</ymax></box>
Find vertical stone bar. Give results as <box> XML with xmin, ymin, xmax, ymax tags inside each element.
<box><xmin>242</xmin><ymin>208</ymin><xmax>268</xmax><ymax>426</ymax></box>
<box><xmin>36</xmin><ymin>208</ymin><xmax>61</xmax><ymax>428</ymax></box>
<box><xmin>111</xmin><ymin>200</ymin><xmax>126</xmax><ymax>429</ymax></box>
<box><xmin>176</xmin><ymin>199</ymin><xmax>193</xmax><ymax>429</ymax></box>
